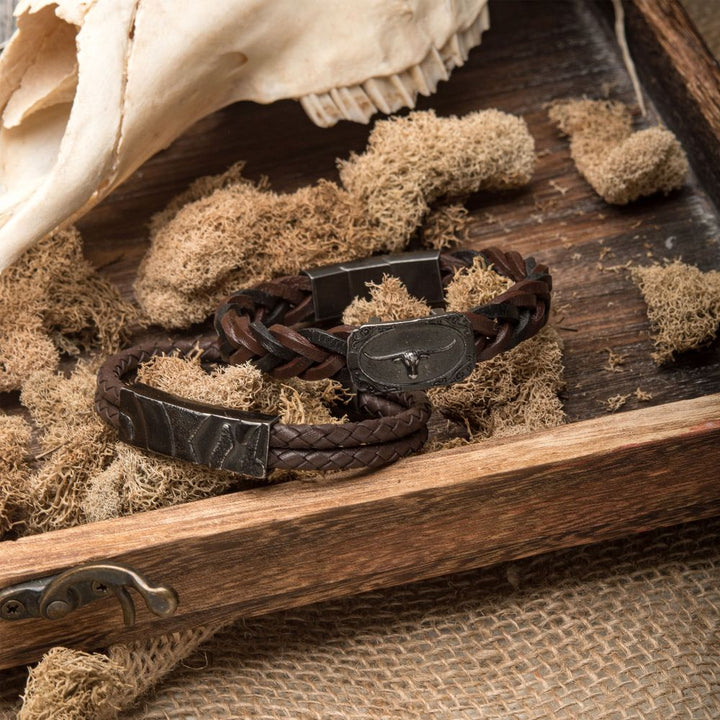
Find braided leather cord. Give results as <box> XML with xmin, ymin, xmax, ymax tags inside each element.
<box><xmin>214</xmin><ymin>247</ymin><xmax>552</xmax><ymax>383</ymax></box>
<box><xmin>95</xmin><ymin>339</ymin><xmax>432</xmax><ymax>471</ymax></box>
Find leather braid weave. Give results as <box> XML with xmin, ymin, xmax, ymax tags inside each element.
<box><xmin>268</xmin><ymin>428</ymin><xmax>428</xmax><ymax>471</ymax></box>
<box><xmin>95</xmin><ymin>339</ymin><xmax>432</xmax><ymax>472</ymax></box>
<box><xmin>214</xmin><ymin>247</ymin><xmax>552</xmax><ymax>383</ymax></box>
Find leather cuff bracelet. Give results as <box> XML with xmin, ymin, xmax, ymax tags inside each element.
<box><xmin>95</xmin><ymin>339</ymin><xmax>431</xmax><ymax>478</ymax></box>
<box><xmin>215</xmin><ymin>247</ymin><xmax>552</xmax><ymax>392</ymax></box>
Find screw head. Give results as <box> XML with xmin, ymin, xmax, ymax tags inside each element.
<box><xmin>1</xmin><ymin>599</ymin><xmax>25</xmax><ymax>620</ymax></box>
<box><xmin>91</xmin><ymin>581</ymin><xmax>109</xmax><ymax>595</ymax></box>
<box><xmin>44</xmin><ymin>600</ymin><xmax>72</xmax><ymax>620</ymax></box>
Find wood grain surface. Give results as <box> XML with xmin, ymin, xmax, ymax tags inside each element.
<box><xmin>623</xmin><ymin>0</ymin><xmax>720</xmax><ymax>208</ymax></box>
<box><xmin>0</xmin><ymin>0</ymin><xmax>719</xmax><ymax>668</ymax></box>
<box><xmin>1</xmin><ymin>394</ymin><xmax>719</xmax><ymax>669</ymax></box>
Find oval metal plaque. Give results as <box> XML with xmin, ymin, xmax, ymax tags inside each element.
<box><xmin>347</xmin><ymin>313</ymin><xmax>476</xmax><ymax>392</ymax></box>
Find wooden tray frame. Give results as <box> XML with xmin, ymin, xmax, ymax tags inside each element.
<box><xmin>1</xmin><ymin>0</ymin><xmax>719</xmax><ymax>669</ymax></box>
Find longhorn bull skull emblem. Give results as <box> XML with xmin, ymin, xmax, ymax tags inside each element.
<box><xmin>365</xmin><ymin>338</ymin><xmax>457</xmax><ymax>379</ymax></box>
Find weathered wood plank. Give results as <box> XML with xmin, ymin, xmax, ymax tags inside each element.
<box><xmin>622</xmin><ymin>0</ymin><xmax>720</xmax><ymax>208</ymax></box>
<box><xmin>0</xmin><ymin>393</ymin><xmax>718</xmax><ymax>669</ymax></box>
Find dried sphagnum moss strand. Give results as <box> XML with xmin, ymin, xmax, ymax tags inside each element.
<box><xmin>135</xmin><ymin>110</ymin><xmax>535</xmax><ymax>328</ymax></box>
<box><xmin>135</xmin><ymin>181</ymin><xmax>368</xmax><ymax>327</ymax></box>
<box><xmin>0</xmin><ymin>228</ymin><xmax>138</xmax><ymax>392</ymax></box>
<box><xmin>0</xmin><ymin>415</ymin><xmax>32</xmax><ymax>538</ymax></box>
<box><xmin>338</xmin><ymin>109</ymin><xmax>535</xmax><ymax>241</ymax></box>
<box><xmin>631</xmin><ymin>261</ymin><xmax>720</xmax><ymax>364</ymax></box>
<box><xmin>548</xmin><ymin>99</ymin><xmax>688</xmax><ymax>204</ymax></box>
<box><xmin>421</xmin><ymin>204</ymin><xmax>470</xmax><ymax>250</ymax></box>
<box><xmin>18</xmin><ymin>626</ymin><xmax>224</xmax><ymax>720</ymax></box>
<box><xmin>342</xmin><ymin>276</ymin><xmax>433</xmax><ymax>326</ymax></box>
<box><xmin>20</xmin><ymin>365</ymin><xmax>117</xmax><ymax>534</ymax></box>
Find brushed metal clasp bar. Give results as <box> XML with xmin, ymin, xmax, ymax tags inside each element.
<box><xmin>304</xmin><ymin>250</ymin><xmax>445</xmax><ymax>322</ymax></box>
<box><xmin>119</xmin><ymin>383</ymin><xmax>279</xmax><ymax>478</ymax></box>
<box><xmin>0</xmin><ymin>563</ymin><xmax>178</xmax><ymax>626</ymax></box>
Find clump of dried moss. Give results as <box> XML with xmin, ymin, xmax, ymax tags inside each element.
<box><xmin>20</xmin><ymin>364</ymin><xmax>117</xmax><ymax>533</ymax></box>
<box><xmin>135</xmin><ymin>109</ymin><xmax>535</xmax><ymax>328</ymax></box>
<box><xmin>631</xmin><ymin>260</ymin><xmax>720</xmax><ymax>364</ymax></box>
<box><xmin>0</xmin><ymin>228</ymin><xmax>139</xmax><ymax>393</ymax></box>
<box><xmin>548</xmin><ymin>99</ymin><xmax>688</xmax><ymax>205</ymax></box>
<box><xmin>0</xmin><ymin>414</ymin><xmax>31</xmax><ymax>538</ymax></box>
<box><xmin>19</xmin><ymin>627</ymin><xmax>221</xmax><ymax>720</ymax></box>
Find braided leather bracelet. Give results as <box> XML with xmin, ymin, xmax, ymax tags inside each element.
<box><xmin>95</xmin><ymin>338</ymin><xmax>431</xmax><ymax>478</ymax></box>
<box><xmin>215</xmin><ymin>248</ymin><xmax>552</xmax><ymax>392</ymax></box>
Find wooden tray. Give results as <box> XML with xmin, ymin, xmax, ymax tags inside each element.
<box><xmin>1</xmin><ymin>0</ymin><xmax>719</xmax><ymax>670</ymax></box>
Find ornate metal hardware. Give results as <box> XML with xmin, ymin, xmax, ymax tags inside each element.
<box><xmin>304</xmin><ymin>250</ymin><xmax>445</xmax><ymax>321</ymax></box>
<box><xmin>119</xmin><ymin>382</ymin><xmax>279</xmax><ymax>478</ymax></box>
<box><xmin>0</xmin><ymin>563</ymin><xmax>179</xmax><ymax>626</ymax></box>
<box><xmin>347</xmin><ymin>312</ymin><xmax>477</xmax><ymax>392</ymax></box>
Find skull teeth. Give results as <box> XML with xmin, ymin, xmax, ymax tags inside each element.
<box><xmin>299</xmin><ymin>3</ymin><xmax>490</xmax><ymax>128</ymax></box>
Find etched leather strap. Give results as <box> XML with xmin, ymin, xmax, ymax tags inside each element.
<box><xmin>96</xmin><ymin>338</ymin><xmax>431</xmax><ymax>476</ymax></box>
<box><xmin>214</xmin><ymin>247</ymin><xmax>552</xmax><ymax>391</ymax></box>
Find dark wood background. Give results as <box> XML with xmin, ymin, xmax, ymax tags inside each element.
<box><xmin>63</xmin><ymin>0</ymin><xmax>720</xmax><ymax>425</ymax></box>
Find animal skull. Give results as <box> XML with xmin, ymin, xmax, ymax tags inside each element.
<box><xmin>0</xmin><ymin>0</ymin><xmax>490</xmax><ymax>270</ymax></box>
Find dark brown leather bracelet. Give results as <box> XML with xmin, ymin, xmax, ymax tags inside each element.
<box><xmin>95</xmin><ymin>338</ymin><xmax>431</xmax><ymax>478</ymax></box>
<box><xmin>215</xmin><ymin>247</ymin><xmax>552</xmax><ymax>392</ymax></box>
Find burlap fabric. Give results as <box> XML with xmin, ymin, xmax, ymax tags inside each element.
<box><xmin>105</xmin><ymin>517</ymin><xmax>719</xmax><ymax>719</ymax></box>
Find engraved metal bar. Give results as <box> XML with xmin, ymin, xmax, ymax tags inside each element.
<box><xmin>305</xmin><ymin>250</ymin><xmax>444</xmax><ymax>322</ymax></box>
<box><xmin>347</xmin><ymin>313</ymin><xmax>476</xmax><ymax>392</ymax></box>
<box><xmin>119</xmin><ymin>383</ymin><xmax>278</xmax><ymax>478</ymax></box>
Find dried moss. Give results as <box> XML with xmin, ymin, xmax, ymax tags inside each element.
<box><xmin>0</xmin><ymin>228</ymin><xmax>139</xmax><ymax>392</ymax></box>
<box><xmin>342</xmin><ymin>275</ymin><xmax>433</xmax><ymax>326</ymax></box>
<box><xmin>338</xmin><ymin>109</ymin><xmax>534</xmax><ymax>242</ymax></box>
<box><xmin>19</xmin><ymin>628</ymin><xmax>221</xmax><ymax>720</ymax></box>
<box><xmin>631</xmin><ymin>260</ymin><xmax>720</xmax><ymax>364</ymax></box>
<box><xmin>549</xmin><ymin>99</ymin><xmax>688</xmax><ymax>204</ymax></box>
<box><xmin>20</xmin><ymin>364</ymin><xmax>116</xmax><ymax>533</ymax></box>
<box><xmin>0</xmin><ymin>414</ymin><xmax>31</xmax><ymax>537</ymax></box>
<box><xmin>19</xmin><ymin>647</ymin><xmax>131</xmax><ymax>720</ymax></box>
<box><xmin>136</xmin><ymin>110</ymin><xmax>535</xmax><ymax>328</ymax></box>
<box><xmin>421</xmin><ymin>204</ymin><xmax>470</xmax><ymax>250</ymax></box>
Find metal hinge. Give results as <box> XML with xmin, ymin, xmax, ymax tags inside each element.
<box><xmin>0</xmin><ymin>563</ymin><xmax>179</xmax><ymax>626</ymax></box>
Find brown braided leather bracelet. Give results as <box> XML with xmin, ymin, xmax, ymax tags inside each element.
<box><xmin>95</xmin><ymin>338</ymin><xmax>431</xmax><ymax>478</ymax></box>
<box><xmin>215</xmin><ymin>248</ymin><xmax>552</xmax><ymax>392</ymax></box>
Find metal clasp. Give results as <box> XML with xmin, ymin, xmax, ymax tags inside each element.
<box><xmin>0</xmin><ymin>563</ymin><xmax>178</xmax><ymax>626</ymax></box>
<box><xmin>304</xmin><ymin>250</ymin><xmax>445</xmax><ymax>322</ymax></box>
<box><xmin>119</xmin><ymin>383</ymin><xmax>279</xmax><ymax>478</ymax></box>
<box><xmin>347</xmin><ymin>312</ymin><xmax>476</xmax><ymax>392</ymax></box>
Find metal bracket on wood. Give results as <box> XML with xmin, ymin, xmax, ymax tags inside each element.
<box><xmin>0</xmin><ymin>563</ymin><xmax>179</xmax><ymax>626</ymax></box>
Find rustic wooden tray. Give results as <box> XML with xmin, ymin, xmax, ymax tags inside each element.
<box><xmin>1</xmin><ymin>0</ymin><xmax>719</xmax><ymax>670</ymax></box>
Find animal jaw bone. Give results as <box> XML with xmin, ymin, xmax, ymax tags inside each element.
<box><xmin>0</xmin><ymin>0</ymin><xmax>490</xmax><ymax>271</ymax></box>
<box><xmin>300</xmin><ymin>5</ymin><xmax>490</xmax><ymax>127</ymax></box>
